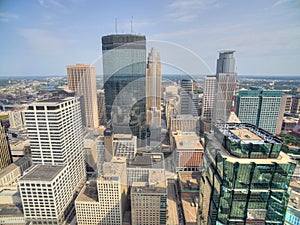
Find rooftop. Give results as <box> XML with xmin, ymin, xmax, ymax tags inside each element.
<box><xmin>173</xmin><ymin>131</ymin><xmax>203</xmax><ymax>150</ymax></box>
<box><xmin>0</xmin><ymin>204</ymin><xmax>24</xmax><ymax>217</ymax></box>
<box><xmin>215</xmin><ymin>123</ymin><xmax>282</xmax><ymax>145</ymax></box>
<box><xmin>127</xmin><ymin>153</ymin><xmax>164</xmax><ymax>169</ymax></box>
<box><xmin>99</xmin><ymin>161</ymin><xmax>125</xmax><ymax>180</ymax></box>
<box><xmin>20</xmin><ymin>165</ymin><xmax>65</xmax><ymax>181</ymax></box>
<box><xmin>171</xmin><ymin>114</ymin><xmax>199</xmax><ymax>120</ymax></box>
<box><xmin>181</xmin><ymin>198</ymin><xmax>197</xmax><ymax>225</ymax></box>
<box><xmin>76</xmin><ymin>181</ymin><xmax>98</xmax><ymax>202</ymax></box>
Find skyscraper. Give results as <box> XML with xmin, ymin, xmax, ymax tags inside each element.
<box><xmin>146</xmin><ymin>48</ymin><xmax>162</xmax><ymax>124</ymax></box>
<box><xmin>213</xmin><ymin>51</ymin><xmax>237</xmax><ymax>123</ymax></box>
<box><xmin>97</xmin><ymin>90</ymin><xmax>107</xmax><ymax>126</ymax></box>
<box><xmin>102</xmin><ymin>34</ymin><xmax>146</xmax><ymax>139</ymax></box>
<box><xmin>20</xmin><ymin>97</ymin><xmax>86</xmax><ymax>224</ymax></box>
<box><xmin>198</xmin><ymin>123</ymin><xmax>295</xmax><ymax>225</ymax></box>
<box><xmin>0</xmin><ymin>122</ymin><xmax>12</xmax><ymax>170</ymax></box>
<box><xmin>201</xmin><ymin>75</ymin><xmax>216</xmax><ymax>133</ymax></box>
<box><xmin>180</xmin><ymin>79</ymin><xmax>198</xmax><ymax>115</ymax></box>
<box><xmin>67</xmin><ymin>64</ymin><xmax>99</xmax><ymax>129</ymax></box>
<box><xmin>235</xmin><ymin>88</ymin><xmax>283</xmax><ymax>134</ymax></box>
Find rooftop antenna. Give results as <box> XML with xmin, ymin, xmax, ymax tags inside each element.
<box><xmin>130</xmin><ymin>16</ymin><xmax>133</xmax><ymax>33</ymax></box>
<box><xmin>115</xmin><ymin>18</ymin><xmax>118</xmax><ymax>34</ymax></box>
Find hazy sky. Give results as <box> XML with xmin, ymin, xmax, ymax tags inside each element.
<box><xmin>0</xmin><ymin>0</ymin><xmax>299</xmax><ymax>76</ymax></box>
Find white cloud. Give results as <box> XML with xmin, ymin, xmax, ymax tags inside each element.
<box><xmin>37</xmin><ymin>0</ymin><xmax>65</xmax><ymax>9</ymax></box>
<box><xmin>0</xmin><ymin>12</ymin><xmax>19</xmax><ymax>22</ymax></box>
<box><xmin>167</xmin><ymin>0</ymin><xmax>221</xmax><ymax>22</ymax></box>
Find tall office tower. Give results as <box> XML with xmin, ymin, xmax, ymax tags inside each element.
<box><xmin>291</xmin><ymin>95</ymin><xmax>300</xmax><ymax>114</ymax></box>
<box><xmin>198</xmin><ymin>123</ymin><xmax>296</xmax><ymax>225</ymax></box>
<box><xmin>146</xmin><ymin>48</ymin><xmax>162</xmax><ymax>115</ymax></box>
<box><xmin>146</xmin><ymin>48</ymin><xmax>162</xmax><ymax>146</ymax></box>
<box><xmin>213</xmin><ymin>51</ymin><xmax>237</xmax><ymax>123</ymax></box>
<box><xmin>180</xmin><ymin>79</ymin><xmax>198</xmax><ymax>115</ymax></box>
<box><xmin>0</xmin><ymin>122</ymin><xmax>12</xmax><ymax>170</ymax></box>
<box><xmin>235</xmin><ymin>88</ymin><xmax>283</xmax><ymax>134</ymax></box>
<box><xmin>131</xmin><ymin>171</ymin><xmax>167</xmax><ymax>225</ymax></box>
<box><xmin>171</xmin><ymin>131</ymin><xmax>204</xmax><ymax>172</ymax></box>
<box><xmin>67</xmin><ymin>64</ymin><xmax>99</xmax><ymax>129</ymax></box>
<box><xmin>102</xmin><ymin>34</ymin><xmax>147</xmax><ymax>140</ymax></box>
<box><xmin>75</xmin><ymin>158</ymin><xmax>128</xmax><ymax>225</ymax></box>
<box><xmin>283</xmin><ymin>95</ymin><xmax>293</xmax><ymax>114</ymax></box>
<box><xmin>97</xmin><ymin>90</ymin><xmax>107</xmax><ymax>125</ymax></box>
<box><xmin>201</xmin><ymin>76</ymin><xmax>216</xmax><ymax>133</ymax></box>
<box><xmin>20</xmin><ymin>97</ymin><xmax>86</xmax><ymax>224</ymax></box>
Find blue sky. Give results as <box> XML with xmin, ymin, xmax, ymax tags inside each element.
<box><xmin>0</xmin><ymin>0</ymin><xmax>299</xmax><ymax>76</ymax></box>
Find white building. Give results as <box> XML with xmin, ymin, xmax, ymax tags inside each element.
<box><xmin>19</xmin><ymin>97</ymin><xmax>86</xmax><ymax>224</ymax></box>
<box><xmin>169</xmin><ymin>114</ymin><xmax>199</xmax><ymax>134</ymax></box>
<box><xmin>75</xmin><ymin>158</ymin><xmax>128</xmax><ymax>225</ymax></box>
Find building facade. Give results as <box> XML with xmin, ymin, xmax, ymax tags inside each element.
<box><xmin>20</xmin><ymin>97</ymin><xmax>86</xmax><ymax>224</ymax></box>
<box><xmin>102</xmin><ymin>34</ymin><xmax>147</xmax><ymax>141</ymax></box>
<box><xmin>67</xmin><ymin>64</ymin><xmax>99</xmax><ymax>129</ymax></box>
<box><xmin>172</xmin><ymin>131</ymin><xmax>204</xmax><ymax>172</ymax></box>
<box><xmin>201</xmin><ymin>75</ymin><xmax>216</xmax><ymax>133</ymax></box>
<box><xmin>198</xmin><ymin>123</ymin><xmax>296</xmax><ymax>225</ymax></box>
<box><xmin>213</xmin><ymin>51</ymin><xmax>237</xmax><ymax>123</ymax></box>
<box><xmin>235</xmin><ymin>88</ymin><xmax>283</xmax><ymax>134</ymax></box>
<box><xmin>0</xmin><ymin>122</ymin><xmax>12</xmax><ymax>170</ymax></box>
<box><xmin>131</xmin><ymin>171</ymin><xmax>167</xmax><ymax>225</ymax></box>
<box><xmin>97</xmin><ymin>90</ymin><xmax>107</xmax><ymax>126</ymax></box>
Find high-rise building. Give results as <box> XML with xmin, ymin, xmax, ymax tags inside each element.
<box><xmin>75</xmin><ymin>158</ymin><xmax>128</xmax><ymax>225</ymax></box>
<box><xmin>102</xmin><ymin>34</ymin><xmax>146</xmax><ymax>139</ymax></box>
<box><xmin>131</xmin><ymin>171</ymin><xmax>167</xmax><ymax>225</ymax></box>
<box><xmin>67</xmin><ymin>64</ymin><xmax>99</xmax><ymax>129</ymax></box>
<box><xmin>180</xmin><ymin>79</ymin><xmax>198</xmax><ymax>116</ymax></box>
<box><xmin>97</xmin><ymin>90</ymin><xmax>107</xmax><ymax>126</ymax></box>
<box><xmin>169</xmin><ymin>114</ymin><xmax>199</xmax><ymax>133</ymax></box>
<box><xmin>213</xmin><ymin>51</ymin><xmax>237</xmax><ymax>123</ymax></box>
<box><xmin>198</xmin><ymin>123</ymin><xmax>296</xmax><ymax>225</ymax></box>
<box><xmin>146</xmin><ymin>48</ymin><xmax>162</xmax><ymax>146</ymax></box>
<box><xmin>201</xmin><ymin>76</ymin><xmax>216</xmax><ymax>133</ymax></box>
<box><xmin>291</xmin><ymin>95</ymin><xmax>300</xmax><ymax>115</ymax></box>
<box><xmin>283</xmin><ymin>95</ymin><xmax>293</xmax><ymax>114</ymax></box>
<box><xmin>20</xmin><ymin>97</ymin><xmax>86</xmax><ymax>224</ymax></box>
<box><xmin>8</xmin><ymin>107</ymin><xmax>26</xmax><ymax>131</ymax></box>
<box><xmin>235</xmin><ymin>88</ymin><xmax>283</xmax><ymax>134</ymax></box>
<box><xmin>171</xmin><ymin>131</ymin><xmax>204</xmax><ymax>172</ymax></box>
<box><xmin>0</xmin><ymin>122</ymin><xmax>12</xmax><ymax>170</ymax></box>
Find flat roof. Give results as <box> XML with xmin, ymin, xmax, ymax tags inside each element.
<box><xmin>76</xmin><ymin>181</ymin><xmax>98</xmax><ymax>202</ymax></box>
<box><xmin>181</xmin><ymin>198</ymin><xmax>197</xmax><ymax>224</ymax></box>
<box><xmin>0</xmin><ymin>204</ymin><xmax>24</xmax><ymax>216</ymax></box>
<box><xmin>230</xmin><ymin>128</ymin><xmax>262</xmax><ymax>141</ymax></box>
<box><xmin>20</xmin><ymin>165</ymin><xmax>65</xmax><ymax>181</ymax></box>
<box><xmin>173</xmin><ymin>131</ymin><xmax>203</xmax><ymax>150</ymax></box>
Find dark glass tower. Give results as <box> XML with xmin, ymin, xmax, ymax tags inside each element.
<box><xmin>101</xmin><ymin>34</ymin><xmax>147</xmax><ymax>143</ymax></box>
<box><xmin>198</xmin><ymin>123</ymin><xmax>296</xmax><ymax>225</ymax></box>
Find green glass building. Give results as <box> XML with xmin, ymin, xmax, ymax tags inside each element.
<box><xmin>198</xmin><ymin>123</ymin><xmax>296</xmax><ymax>225</ymax></box>
<box><xmin>235</xmin><ymin>88</ymin><xmax>282</xmax><ymax>135</ymax></box>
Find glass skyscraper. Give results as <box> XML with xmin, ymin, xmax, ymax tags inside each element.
<box><xmin>198</xmin><ymin>123</ymin><xmax>296</xmax><ymax>225</ymax></box>
<box><xmin>235</xmin><ymin>87</ymin><xmax>283</xmax><ymax>134</ymax></box>
<box><xmin>101</xmin><ymin>34</ymin><xmax>147</xmax><ymax>142</ymax></box>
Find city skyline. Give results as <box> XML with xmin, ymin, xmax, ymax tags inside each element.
<box><xmin>0</xmin><ymin>0</ymin><xmax>299</xmax><ymax>76</ymax></box>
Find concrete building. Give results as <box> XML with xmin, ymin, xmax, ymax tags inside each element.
<box><xmin>8</xmin><ymin>107</ymin><xmax>26</xmax><ymax>131</ymax></box>
<box><xmin>67</xmin><ymin>64</ymin><xmax>99</xmax><ymax>129</ymax></box>
<box><xmin>169</xmin><ymin>114</ymin><xmax>199</xmax><ymax>134</ymax></box>
<box><xmin>127</xmin><ymin>153</ymin><xmax>165</xmax><ymax>186</ymax></box>
<box><xmin>291</xmin><ymin>95</ymin><xmax>300</xmax><ymax>115</ymax></box>
<box><xmin>97</xmin><ymin>90</ymin><xmax>107</xmax><ymax>126</ymax></box>
<box><xmin>0</xmin><ymin>204</ymin><xmax>26</xmax><ymax>224</ymax></box>
<box><xmin>75</xmin><ymin>158</ymin><xmax>128</xmax><ymax>225</ymax></box>
<box><xmin>235</xmin><ymin>88</ymin><xmax>283</xmax><ymax>134</ymax></box>
<box><xmin>172</xmin><ymin>131</ymin><xmax>204</xmax><ymax>172</ymax></box>
<box><xmin>180</xmin><ymin>79</ymin><xmax>198</xmax><ymax>116</ymax></box>
<box><xmin>131</xmin><ymin>170</ymin><xmax>167</xmax><ymax>225</ymax></box>
<box><xmin>0</xmin><ymin>156</ymin><xmax>31</xmax><ymax>191</ymax></box>
<box><xmin>285</xmin><ymin>181</ymin><xmax>300</xmax><ymax>225</ymax></box>
<box><xmin>201</xmin><ymin>76</ymin><xmax>216</xmax><ymax>133</ymax></box>
<box><xmin>213</xmin><ymin>51</ymin><xmax>237</xmax><ymax>124</ymax></box>
<box><xmin>198</xmin><ymin>123</ymin><xmax>296</xmax><ymax>225</ymax></box>
<box><xmin>0</xmin><ymin>122</ymin><xmax>12</xmax><ymax>171</ymax></box>
<box><xmin>102</xmin><ymin>34</ymin><xmax>146</xmax><ymax>141</ymax></box>
<box><xmin>20</xmin><ymin>97</ymin><xmax>86</xmax><ymax>224</ymax></box>
<box><xmin>283</xmin><ymin>95</ymin><xmax>293</xmax><ymax>114</ymax></box>
<box><xmin>96</xmin><ymin>128</ymin><xmax>137</xmax><ymax>174</ymax></box>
